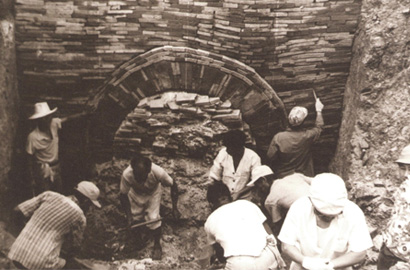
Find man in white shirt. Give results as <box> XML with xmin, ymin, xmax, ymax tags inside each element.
<box><xmin>264</xmin><ymin>173</ymin><xmax>311</xmax><ymax>235</ymax></box>
<box><xmin>204</xmin><ymin>181</ymin><xmax>285</xmax><ymax>270</ymax></box>
<box><xmin>209</xmin><ymin>130</ymin><xmax>261</xmax><ymax>200</ymax></box>
<box><xmin>26</xmin><ymin>102</ymin><xmax>87</xmax><ymax>195</ymax></box>
<box><xmin>278</xmin><ymin>173</ymin><xmax>373</xmax><ymax>270</ymax></box>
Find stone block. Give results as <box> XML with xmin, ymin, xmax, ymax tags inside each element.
<box><xmin>195</xmin><ymin>95</ymin><xmax>210</xmax><ymax>106</ymax></box>
<box><xmin>176</xmin><ymin>92</ymin><xmax>198</xmax><ymax>104</ymax></box>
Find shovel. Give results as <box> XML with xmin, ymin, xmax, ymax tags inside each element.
<box><xmin>110</xmin><ymin>217</ymin><xmax>164</xmax><ymax>233</ymax></box>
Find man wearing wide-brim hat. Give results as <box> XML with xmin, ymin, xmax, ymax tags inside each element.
<box><xmin>26</xmin><ymin>102</ymin><xmax>87</xmax><ymax>195</ymax></box>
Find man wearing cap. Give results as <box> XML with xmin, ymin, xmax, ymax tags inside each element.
<box><xmin>378</xmin><ymin>144</ymin><xmax>410</xmax><ymax>269</ymax></box>
<box><xmin>243</xmin><ymin>165</ymin><xmax>275</xmax><ymax>213</ymax></box>
<box><xmin>266</xmin><ymin>98</ymin><xmax>324</xmax><ymax>178</ymax></box>
<box><xmin>119</xmin><ymin>153</ymin><xmax>180</xmax><ymax>260</ymax></box>
<box><xmin>209</xmin><ymin>129</ymin><xmax>261</xmax><ymax>201</ymax></box>
<box><xmin>204</xmin><ymin>181</ymin><xmax>286</xmax><ymax>270</ymax></box>
<box><xmin>26</xmin><ymin>102</ymin><xmax>87</xmax><ymax>195</ymax></box>
<box><xmin>278</xmin><ymin>173</ymin><xmax>373</xmax><ymax>270</ymax></box>
<box><xmin>8</xmin><ymin>181</ymin><xmax>101</xmax><ymax>269</ymax></box>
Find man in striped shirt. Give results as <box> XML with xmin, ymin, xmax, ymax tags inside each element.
<box><xmin>8</xmin><ymin>181</ymin><xmax>101</xmax><ymax>269</ymax></box>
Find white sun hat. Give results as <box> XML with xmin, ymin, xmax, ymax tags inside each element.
<box><xmin>247</xmin><ymin>165</ymin><xmax>274</xmax><ymax>187</ymax></box>
<box><xmin>75</xmin><ymin>181</ymin><xmax>101</xmax><ymax>208</ymax></box>
<box><xmin>29</xmin><ymin>102</ymin><xmax>58</xmax><ymax>119</ymax></box>
<box><xmin>309</xmin><ymin>173</ymin><xmax>347</xmax><ymax>215</ymax></box>
<box><xmin>396</xmin><ymin>144</ymin><xmax>410</xmax><ymax>164</ymax></box>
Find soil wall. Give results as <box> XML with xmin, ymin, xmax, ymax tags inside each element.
<box><xmin>0</xmin><ymin>0</ymin><xmax>19</xmax><ymax>215</ymax></box>
<box><xmin>331</xmin><ymin>1</ymin><xmax>409</xmax><ymax>264</ymax></box>
<box><xmin>331</xmin><ymin>0</ymin><xmax>410</xmax><ymax>181</ymax></box>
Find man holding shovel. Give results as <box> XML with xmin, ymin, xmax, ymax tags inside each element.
<box><xmin>26</xmin><ymin>102</ymin><xmax>88</xmax><ymax>195</ymax></box>
<box><xmin>119</xmin><ymin>153</ymin><xmax>180</xmax><ymax>260</ymax></box>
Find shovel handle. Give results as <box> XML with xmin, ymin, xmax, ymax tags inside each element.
<box><xmin>119</xmin><ymin>217</ymin><xmax>163</xmax><ymax>232</ymax></box>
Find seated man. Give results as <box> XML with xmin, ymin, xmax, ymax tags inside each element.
<box><xmin>379</xmin><ymin>144</ymin><xmax>410</xmax><ymax>269</ymax></box>
<box><xmin>278</xmin><ymin>173</ymin><xmax>373</xmax><ymax>270</ymax></box>
<box><xmin>119</xmin><ymin>153</ymin><xmax>180</xmax><ymax>260</ymax></box>
<box><xmin>8</xmin><ymin>181</ymin><xmax>101</xmax><ymax>269</ymax></box>
<box><xmin>204</xmin><ymin>181</ymin><xmax>286</xmax><ymax>270</ymax></box>
<box><xmin>264</xmin><ymin>173</ymin><xmax>311</xmax><ymax>236</ymax></box>
<box><xmin>209</xmin><ymin>129</ymin><xmax>261</xmax><ymax>201</ymax></box>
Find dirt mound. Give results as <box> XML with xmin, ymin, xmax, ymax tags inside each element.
<box><xmin>78</xmin><ymin>156</ymin><xmax>210</xmax><ymax>269</ymax></box>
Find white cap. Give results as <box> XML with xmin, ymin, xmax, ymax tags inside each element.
<box><xmin>247</xmin><ymin>165</ymin><xmax>273</xmax><ymax>187</ymax></box>
<box><xmin>75</xmin><ymin>181</ymin><xmax>101</xmax><ymax>208</ymax></box>
<box><xmin>29</xmin><ymin>102</ymin><xmax>58</xmax><ymax>119</ymax></box>
<box><xmin>288</xmin><ymin>106</ymin><xmax>308</xmax><ymax>126</ymax></box>
<box><xmin>396</xmin><ymin>144</ymin><xmax>410</xmax><ymax>164</ymax></box>
<box><xmin>309</xmin><ymin>173</ymin><xmax>347</xmax><ymax>215</ymax></box>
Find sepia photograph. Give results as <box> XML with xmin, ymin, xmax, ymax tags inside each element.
<box><xmin>0</xmin><ymin>0</ymin><xmax>409</xmax><ymax>269</ymax></box>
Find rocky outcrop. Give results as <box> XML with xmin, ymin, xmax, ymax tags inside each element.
<box><xmin>331</xmin><ymin>0</ymin><xmax>410</xmax><ymax>268</ymax></box>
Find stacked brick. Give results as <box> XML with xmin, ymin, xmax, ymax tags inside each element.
<box><xmin>15</xmin><ymin>0</ymin><xmax>360</xmax><ymax>106</ymax></box>
<box><xmin>13</xmin><ymin>0</ymin><xmax>362</xmax><ymax>172</ymax></box>
<box><xmin>113</xmin><ymin>91</ymin><xmax>254</xmax><ymax>159</ymax></box>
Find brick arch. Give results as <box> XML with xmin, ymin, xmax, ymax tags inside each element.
<box><xmin>87</xmin><ymin>46</ymin><xmax>287</xmax><ymax>159</ymax></box>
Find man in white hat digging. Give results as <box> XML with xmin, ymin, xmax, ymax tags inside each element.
<box><xmin>266</xmin><ymin>97</ymin><xmax>324</xmax><ymax>179</ymax></box>
<box><xmin>26</xmin><ymin>102</ymin><xmax>86</xmax><ymax>195</ymax></box>
<box><xmin>278</xmin><ymin>173</ymin><xmax>373</xmax><ymax>270</ymax></box>
<box><xmin>8</xmin><ymin>181</ymin><xmax>101</xmax><ymax>269</ymax></box>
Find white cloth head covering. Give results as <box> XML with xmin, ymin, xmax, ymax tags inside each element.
<box><xmin>75</xmin><ymin>181</ymin><xmax>101</xmax><ymax>208</ymax></box>
<box><xmin>247</xmin><ymin>165</ymin><xmax>273</xmax><ymax>187</ymax></box>
<box><xmin>29</xmin><ymin>102</ymin><xmax>57</xmax><ymax>119</ymax></box>
<box><xmin>288</xmin><ymin>106</ymin><xmax>308</xmax><ymax>127</ymax></box>
<box><xmin>309</xmin><ymin>173</ymin><xmax>347</xmax><ymax>215</ymax></box>
<box><xmin>397</xmin><ymin>144</ymin><xmax>410</xmax><ymax>164</ymax></box>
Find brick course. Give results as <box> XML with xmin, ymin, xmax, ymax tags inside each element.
<box><xmin>15</xmin><ymin>0</ymin><xmax>361</xmax><ymax>172</ymax></box>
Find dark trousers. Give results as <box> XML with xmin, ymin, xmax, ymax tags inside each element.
<box><xmin>12</xmin><ymin>261</ymin><xmax>27</xmax><ymax>269</ymax></box>
<box><xmin>377</xmin><ymin>243</ymin><xmax>404</xmax><ymax>270</ymax></box>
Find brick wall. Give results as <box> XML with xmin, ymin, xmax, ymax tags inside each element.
<box><xmin>14</xmin><ymin>0</ymin><xmax>362</xmax><ymax>171</ymax></box>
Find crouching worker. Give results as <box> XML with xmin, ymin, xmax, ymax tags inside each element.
<box><xmin>119</xmin><ymin>154</ymin><xmax>180</xmax><ymax>260</ymax></box>
<box><xmin>378</xmin><ymin>144</ymin><xmax>410</xmax><ymax>269</ymax></box>
<box><xmin>278</xmin><ymin>173</ymin><xmax>373</xmax><ymax>270</ymax></box>
<box><xmin>204</xmin><ymin>181</ymin><xmax>286</xmax><ymax>270</ymax></box>
<box><xmin>264</xmin><ymin>172</ymin><xmax>312</xmax><ymax>236</ymax></box>
<box><xmin>8</xmin><ymin>181</ymin><xmax>101</xmax><ymax>269</ymax></box>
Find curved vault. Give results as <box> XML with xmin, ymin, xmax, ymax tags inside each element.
<box><xmin>86</xmin><ymin>46</ymin><xmax>287</xmax><ymax>159</ymax></box>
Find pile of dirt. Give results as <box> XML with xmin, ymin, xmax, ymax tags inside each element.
<box><xmin>78</xmin><ymin>153</ymin><xmax>215</xmax><ymax>269</ymax></box>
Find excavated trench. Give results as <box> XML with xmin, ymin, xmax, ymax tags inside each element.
<box><xmin>77</xmin><ymin>91</ymin><xmax>258</xmax><ymax>269</ymax></box>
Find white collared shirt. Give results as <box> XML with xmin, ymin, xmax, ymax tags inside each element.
<box><xmin>278</xmin><ymin>196</ymin><xmax>373</xmax><ymax>270</ymax></box>
<box><xmin>209</xmin><ymin>147</ymin><xmax>261</xmax><ymax>195</ymax></box>
<box><xmin>26</xmin><ymin>118</ymin><xmax>61</xmax><ymax>163</ymax></box>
